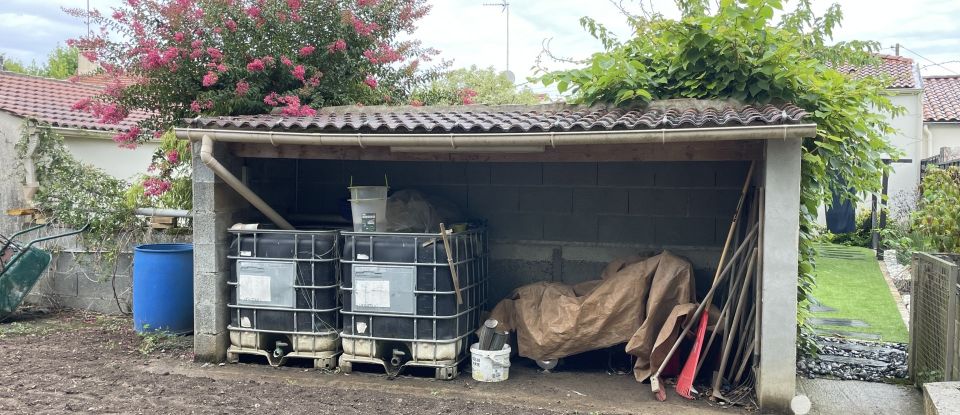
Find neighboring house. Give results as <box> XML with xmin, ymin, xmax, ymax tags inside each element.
<box><xmin>921</xmin><ymin>75</ymin><xmax>960</xmax><ymax>158</ymax></box>
<box><xmin>836</xmin><ymin>55</ymin><xmax>924</xmax><ymax>215</ymax></box>
<box><xmin>0</xmin><ymin>70</ymin><xmax>153</xmax><ymax>236</ymax></box>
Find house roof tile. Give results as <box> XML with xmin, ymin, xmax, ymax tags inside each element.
<box><xmin>923</xmin><ymin>75</ymin><xmax>960</xmax><ymax>122</ymax></box>
<box><xmin>837</xmin><ymin>54</ymin><xmax>920</xmax><ymax>89</ymax></box>
<box><xmin>0</xmin><ymin>71</ymin><xmax>148</xmax><ymax>131</ymax></box>
<box><xmin>186</xmin><ymin>101</ymin><xmax>808</xmax><ymax>134</ymax></box>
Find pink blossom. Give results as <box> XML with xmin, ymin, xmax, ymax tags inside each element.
<box><xmin>206</xmin><ymin>47</ymin><xmax>223</xmax><ymax>60</ymax></box>
<box><xmin>299</xmin><ymin>45</ymin><xmax>316</xmax><ymax>56</ymax></box>
<box><xmin>193</xmin><ymin>8</ymin><xmax>204</xmax><ymax>19</ymax></box>
<box><xmin>91</xmin><ymin>102</ymin><xmax>128</xmax><ymax>124</ymax></box>
<box><xmin>246</xmin><ymin>58</ymin><xmax>265</xmax><ymax>72</ymax></box>
<box><xmin>190</xmin><ymin>40</ymin><xmax>203</xmax><ymax>49</ymax></box>
<box><xmin>363</xmin><ymin>49</ymin><xmax>378</xmax><ymax>64</ymax></box>
<box><xmin>307</xmin><ymin>73</ymin><xmax>322</xmax><ymax>87</ymax></box>
<box><xmin>143</xmin><ymin>177</ymin><xmax>172</xmax><ymax>196</ymax></box>
<box><xmin>190</xmin><ymin>100</ymin><xmax>202</xmax><ymax>113</ymax></box>
<box><xmin>245</xmin><ymin>6</ymin><xmax>261</xmax><ymax>19</ymax></box>
<box><xmin>166</xmin><ymin>149</ymin><xmax>180</xmax><ymax>164</ymax></box>
<box><xmin>216</xmin><ymin>63</ymin><xmax>227</xmax><ymax>72</ymax></box>
<box><xmin>189</xmin><ymin>49</ymin><xmax>203</xmax><ymax>59</ymax></box>
<box><xmin>364</xmin><ymin>74</ymin><xmax>378</xmax><ymax>89</ymax></box>
<box><xmin>410</xmin><ymin>99</ymin><xmax>424</xmax><ymax>107</ymax></box>
<box><xmin>286</xmin><ymin>0</ymin><xmax>302</xmax><ymax>10</ymax></box>
<box><xmin>112</xmin><ymin>10</ymin><xmax>125</xmax><ymax>21</ymax></box>
<box><xmin>71</xmin><ymin>98</ymin><xmax>92</xmax><ymax>111</ymax></box>
<box><xmin>351</xmin><ymin>17</ymin><xmax>379</xmax><ymax>37</ymax></box>
<box><xmin>112</xmin><ymin>126</ymin><xmax>141</xmax><ymax>148</ymax></box>
<box><xmin>225</xmin><ymin>18</ymin><xmax>237</xmax><ymax>31</ymax></box>
<box><xmin>326</xmin><ymin>39</ymin><xmax>346</xmax><ymax>54</ymax></box>
<box><xmin>127</xmin><ymin>0</ymin><xmax>140</xmax><ymax>6</ymax></box>
<box><xmin>202</xmin><ymin>72</ymin><xmax>218</xmax><ymax>87</ymax></box>
<box><xmin>173</xmin><ymin>31</ymin><xmax>185</xmax><ymax>42</ymax></box>
<box><xmin>263</xmin><ymin>92</ymin><xmax>279</xmax><ymax>106</ymax></box>
<box><xmin>280</xmin><ymin>55</ymin><xmax>293</xmax><ymax>66</ymax></box>
<box><xmin>80</xmin><ymin>49</ymin><xmax>98</xmax><ymax>63</ymax></box>
<box><xmin>235</xmin><ymin>80</ymin><xmax>250</xmax><ymax>96</ymax></box>
<box><xmin>262</xmin><ymin>56</ymin><xmax>275</xmax><ymax>66</ymax></box>
<box><xmin>358</xmin><ymin>0</ymin><xmax>379</xmax><ymax>6</ymax></box>
<box><xmin>291</xmin><ymin>65</ymin><xmax>306</xmax><ymax>81</ymax></box>
<box><xmin>132</xmin><ymin>20</ymin><xmax>145</xmax><ymax>37</ymax></box>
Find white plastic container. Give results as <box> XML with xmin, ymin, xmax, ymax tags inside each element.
<box><xmin>350</xmin><ymin>198</ymin><xmax>387</xmax><ymax>232</ymax></box>
<box><xmin>349</xmin><ymin>186</ymin><xmax>388</xmax><ymax>200</ymax></box>
<box><xmin>470</xmin><ymin>343</ymin><xmax>511</xmax><ymax>382</ymax></box>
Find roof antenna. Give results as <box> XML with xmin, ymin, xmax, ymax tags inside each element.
<box><xmin>483</xmin><ymin>0</ymin><xmax>514</xmax><ymax>83</ymax></box>
<box><xmin>895</xmin><ymin>43</ymin><xmax>900</xmax><ymax>57</ymax></box>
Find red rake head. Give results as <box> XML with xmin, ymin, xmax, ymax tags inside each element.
<box><xmin>675</xmin><ymin>312</ymin><xmax>709</xmax><ymax>399</ymax></box>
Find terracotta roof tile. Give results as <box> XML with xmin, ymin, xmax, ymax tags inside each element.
<box><xmin>837</xmin><ymin>54</ymin><xmax>920</xmax><ymax>89</ymax></box>
<box><xmin>923</xmin><ymin>76</ymin><xmax>960</xmax><ymax>122</ymax></box>
<box><xmin>0</xmin><ymin>71</ymin><xmax>148</xmax><ymax>131</ymax></box>
<box><xmin>187</xmin><ymin>101</ymin><xmax>808</xmax><ymax>133</ymax></box>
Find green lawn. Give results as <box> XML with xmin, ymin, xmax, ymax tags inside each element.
<box><xmin>810</xmin><ymin>243</ymin><xmax>909</xmax><ymax>343</ymax></box>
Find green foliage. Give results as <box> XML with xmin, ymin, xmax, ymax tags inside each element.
<box><xmin>16</xmin><ymin>124</ymin><xmax>135</xmax><ymax>236</ymax></box>
<box><xmin>826</xmin><ymin>210</ymin><xmax>873</xmax><ymax>248</ymax></box>
<box><xmin>539</xmin><ymin>0</ymin><xmax>901</xmax><ymax>351</ymax></box>
<box><xmin>1</xmin><ymin>46</ymin><xmax>79</xmax><ymax>79</ymax></box>
<box><xmin>911</xmin><ymin>166</ymin><xmax>960</xmax><ymax>253</ymax></box>
<box><xmin>411</xmin><ymin>66</ymin><xmax>544</xmax><ymax>105</ymax></box>
<box><xmin>126</xmin><ymin>131</ymin><xmax>193</xmax><ymax>211</ymax></box>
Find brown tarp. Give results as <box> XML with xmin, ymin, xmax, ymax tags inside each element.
<box><xmin>489</xmin><ymin>251</ymin><xmax>714</xmax><ymax>382</ymax></box>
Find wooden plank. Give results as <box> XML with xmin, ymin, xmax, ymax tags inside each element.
<box><xmin>5</xmin><ymin>208</ymin><xmax>39</xmax><ymax>216</ymax></box>
<box><xmin>230</xmin><ymin>141</ymin><xmax>763</xmax><ymax>162</ymax></box>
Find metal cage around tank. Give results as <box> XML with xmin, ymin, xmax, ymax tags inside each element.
<box><xmin>226</xmin><ymin>229</ymin><xmax>342</xmax><ymax>369</ymax></box>
<box><xmin>339</xmin><ymin>228</ymin><xmax>488</xmax><ymax>379</ymax></box>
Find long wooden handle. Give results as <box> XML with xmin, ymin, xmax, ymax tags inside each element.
<box><xmin>439</xmin><ymin>223</ymin><xmax>463</xmax><ymax>305</ymax></box>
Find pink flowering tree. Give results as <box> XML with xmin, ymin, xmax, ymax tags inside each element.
<box><xmin>65</xmin><ymin>0</ymin><xmax>441</xmax><ymax>200</ymax></box>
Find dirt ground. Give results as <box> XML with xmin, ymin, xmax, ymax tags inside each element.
<box><xmin>0</xmin><ymin>309</ymin><xmax>747</xmax><ymax>414</ymax></box>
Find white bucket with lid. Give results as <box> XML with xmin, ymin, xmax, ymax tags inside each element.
<box><xmin>470</xmin><ymin>343</ymin><xmax>511</xmax><ymax>382</ymax></box>
<box><xmin>349</xmin><ymin>186</ymin><xmax>388</xmax><ymax>200</ymax></box>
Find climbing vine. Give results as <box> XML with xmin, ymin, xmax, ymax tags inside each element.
<box><xmin>539</xmin><ymin>0</ymin><xmax>901</xmax><ymax>352</ymax></box>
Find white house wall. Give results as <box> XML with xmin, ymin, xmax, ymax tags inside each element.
<box><xmin>884</xmin><ymin>92</ymin><xmax>924</xmax><ymax>213</ymax></box>
<box><xmin>926</xmin><ymin>124</ymin><xmax>960</xmax><ymax>158</ymax></box>
<box><xmin>62</xmin><ymin>135</ymin><xmax>158</xmax><ymax>181</ymax></box>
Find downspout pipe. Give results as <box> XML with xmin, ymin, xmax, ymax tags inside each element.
<box><xmin>199</xmin><ymin>134</ymin><xmax>294</xmax><ymax>230</ymax></box>
<box><xmin>134</xmin><ymin>208</ymin><xmax>192</xmax><ymax>218</ymax></box>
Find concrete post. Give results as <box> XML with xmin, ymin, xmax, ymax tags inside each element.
<box><xmin>192</xmin><ymin>140</ymin><xmax>246</xmax><ymax>362</ymax></box>
<box><xmin>758</xmin><ymin>137</ymin><xmax>801</xmax><ymax>412</ymax></box>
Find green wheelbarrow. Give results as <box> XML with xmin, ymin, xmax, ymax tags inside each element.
<box><xmin>0</xmin><ymin>223</ymin><xmax>88</xmax><ymax>321</ymax></box>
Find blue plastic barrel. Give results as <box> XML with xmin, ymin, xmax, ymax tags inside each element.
<box><xmin>133</xmin><ymin>243</ymin><xmax>194</xmax><ymax>334</ymax></box>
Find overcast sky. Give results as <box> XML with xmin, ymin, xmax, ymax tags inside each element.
<box><xmin>1</xmin><ymin>0</ymin><xmax>958</xmax><ymax>94</ymax></box>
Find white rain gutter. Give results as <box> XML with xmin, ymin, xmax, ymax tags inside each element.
<box><xmin>176</xmin><ymin>123</ymin><xmax>817</xmax><ymax>230</ymax></box>
<box><xmin>134</xmin><ymin>208</ymin><xmax>192</xmax><ymax>218</ymax></box>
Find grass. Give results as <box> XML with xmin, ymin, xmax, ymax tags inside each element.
<box><xmin>810</xmin><ymin>243</ymin><xmax>909</xmax><ymax>343</ymax></box>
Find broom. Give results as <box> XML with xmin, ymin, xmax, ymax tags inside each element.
<box><xmin>676</xmin><ymin>310</ymin><xmax>708</xmax><ymax>398</ymax></box>
<box><xmin>651</xmin><ymin>161</ymin><xmax>755</xmax><ymax>401</ymax></box>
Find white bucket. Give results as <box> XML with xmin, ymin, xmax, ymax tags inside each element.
<box><xmin>349</xmin><ymin>186</ymin><xmax>388</xmax><ymax>200</ymax></box>
<box><xmin>470</xmin><ymin>343</ymin><xmax>511</xmax><ymax>382</ymax></box>
<box><xmin>350</xmin><ymin>198</ymin><xmax>387</xmax><ymax>232</ymax></box>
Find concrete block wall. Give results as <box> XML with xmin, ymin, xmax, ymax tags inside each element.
<box><xmin>192</xmin><ymin>140</ymin><xmax>250</xmax><ymax>362</ymax></box>
<box><xmin>246</xmin><ymin>158</ymin><xmax>750</xmax><ymax>301</ymax></box>
<box><xmin>25</xmin><ymin>251</ymin><xmax>133</xmax><ymax>314</ymax></box>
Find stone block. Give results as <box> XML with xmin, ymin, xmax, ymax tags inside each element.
<box><xmin>466</xmin><ymin>164</ymin><xmax>491</xmax><ymax>184</ymax></box>
<box><xmin>298</xmin><ymin>159</ymin><xmax>345</xmax><ymax>184</ymax></box>
<box><xmin>194</xmin><ymin>332</ymin><xmax>228</xmax><ymax>363</ymax></box>
<box><xmin>597</xmin><ymin>215</ymin><xmax>655</xmax><ymax>244</ymax></box>
<box><xmin>485</xmin><ymin>212</ymin><xmax>543</xmax><ymax>240</ymax></box>
<box><xmin>490</xmin><ymin>163</ymin><xmax>541</xmax><ymax>185</ymax></box>
<box><xmin>437</xmin><ymin>162</ymin><xmax>469</xmax><ymax>185</ymax></box>
<box><xmin>924</xmin><ymin>382</ymin><xmax>960</xmax><ymax>415</ymax></box>
<box><xmin>597</xmin><ymin>162</ymin><xmax>655</xmax><ymax>186</ymax></box>
<box><xmin>629</xmin><ymin>189</ymin><xmax>687</xmax><ymax>216</ymax></box>
<box><xmin>468</xmin><ymin>186</ymin><xmax>519</xmax><ymax>214</ymax></box>
<box><xmin>543</xmin><ymin>163</ymin><xmax>597</xmax><ymax>186</ymax></box>
<box><xmin>519</xmin><ymin>187</ymin><xmax>573</xmax><ymax>213</ymax></box>
<box><xmin>654</xmin><ymin>161</ymin><xmax>716</xmax><ymax>187</ymax></box>
<box><xmin>414</xmin><ymin>185</ymin><xmax>470</xmax><ymax>211</ymax></box>
<box><xmin>655</xmin><ymin>217</ymin><xmax>716</xmax><ymax>246</ymax></box>
<box><xmin>687</xmin><ymin>189</ymin><xmax>741</xmax><ymax>218</ymax></box>
<box><xmin>573</xmin><ymin>188</ymin><xmax>628</xmax><ymax>214</ymax></box>
<box><xmin>715</xmin><ymin>161</ymin><xmax>752</xmax><ymax>187</ymax></box>
<box><xmin>543</xmin><ymin>214</ymin><xmax>597</xmax><ymax>242</ymax></box>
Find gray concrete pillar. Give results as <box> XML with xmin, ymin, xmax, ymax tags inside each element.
<box><xmin>758</xmin><ymin>138</ymin><xmax>801</xmax><ymax>412</ymax></box>
<box><xmin>192</xmin><ymin>140</ymin><xmax>246</xmax><ymax>362</ymax></box>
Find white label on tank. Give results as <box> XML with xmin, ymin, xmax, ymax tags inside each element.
<box><xmin>238</xmin><ymin>274</ymin><xmax>271</xmax><ymax>302</ymax></box>
<box><xmin>239</xmin><ymin>250</ymin><xmax>252</xmax><ymax>257</ymax></box>
<box><xmin>240</xmin><ymin>316</ymin><xmax>252</xmax><ymax>328</ymax></box>
<box><xmin>357</xmin><ymin>254</ymin><xmax>369</xmax><ymax>260</ymax></box>
<box><xmin>356</xmin><ymin>322</ymin><xmax>367</xmax><ymax>334</ymax></box>
<box><xmin>355</xmin><ymin>280</ymin><xmax>390</xmax><ymax>308</ymax></box>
